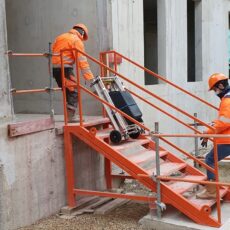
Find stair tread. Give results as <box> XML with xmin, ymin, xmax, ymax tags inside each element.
<box><xmin>111</xmin><ymin>139</ymin><xmax>150</xmax><ymax>151</ymax></box>
<box><xmin>167</xmin><ymin>175</ymin><xmax>207</xmax><ymax>194</ymax></box>
<box><xmin>68</xmin><ymin>117</ymin><xmax>111</xmax><ymax>127</ymax></box>
<box><xmin>128</xmin><ymin>149</ymin><xmax>168</xmax><ymax>164</ymax></box>
<box><xmin>147</xmin><ymin>162</ymin><xmax>187</xmax><ymax>176</ymax></box>
<box><xmin>96</xmin><ymin>128</ymin><xmax>113</xmax><ymax>139</ymax></box>
<box><xmin>188</xmin><ymin>187</ymin><xmax>228</xmax><ymax>208</ymax></box>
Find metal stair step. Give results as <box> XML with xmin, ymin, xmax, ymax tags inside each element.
<box><xmin>128</xmin><ymin>149</ymin><xmax>168</xmax><ymax>165</ymax></box>
<box><xmin>147</xmin><ymin>162</ymin><xmax>187</xmax><ymax>176</ymax></box>
<box><xmin>166</xmin><ymin>175</ymin><xmax>207</xmax><ymax>194</ymax></box>
<box><xmin>96</xmin><ymin>128</ymin><xmax>113</xmax><ymax>139</ymax></box>
<box><xmin>111</xmin><ymin>139</ymin><xmax>150</xmax><ymax>151</ymax></box>
<box><xmin>188</xmin><ymin>187</ymin><xmax>229</xmax><ymax>209</ymax></box>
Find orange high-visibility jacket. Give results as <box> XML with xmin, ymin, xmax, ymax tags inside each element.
<box><xmin>206</xmin><ymin>92</ymin><xmax>230</xmax><ymax>143</ymax></box>
<box><xmin>52</xmin><ymin>29</ymin><xmax>93</xmax><ymax>80</ymax></box>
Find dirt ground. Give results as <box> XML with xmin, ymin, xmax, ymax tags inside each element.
<box><xmin>18</xmin><ymin>201</ymin><xmax>149</xmax><ymax>230</ymax></box>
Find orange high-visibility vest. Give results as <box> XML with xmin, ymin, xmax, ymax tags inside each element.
<box><xmin>52</xmin><ymin>29</ymin><xmax>93</xmax><ymax>80</ymax></box>
<box><xmin>206</xmin><ymin>92</ymin><xmax>230</xmax><ymax>143</ymax></box>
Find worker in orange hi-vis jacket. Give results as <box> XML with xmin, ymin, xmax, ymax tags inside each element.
<box><xmin>52</xmin><ymin>23</ymin><xmax>94</xmax><ymax>122</ymax></box>
<box><xmin>197</xmin><ymin>73</ymin><xmax>230</xmax><ymax>199</ymax></box>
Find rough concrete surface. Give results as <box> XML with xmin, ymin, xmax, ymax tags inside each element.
<box><xmin>139</xmin><ymin>202</ymin><xmax>230</xmax><ymax>230</ymax></box>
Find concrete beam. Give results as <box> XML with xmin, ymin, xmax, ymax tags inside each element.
<box><xmin>0</xmin><ymin>0</ymin><xmax>13</xmax><ymax>120</ymax></box>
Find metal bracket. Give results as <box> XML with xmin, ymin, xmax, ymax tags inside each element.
<box><xmin>90</xmin><ymin>76</ymin><xmax>100</xmax><ymax>87</ymax></box>
<box><xmin>151</xmin><ymin>174</ymin><xmax>157</xmax><ymax>182</ymax></box>
<box><xmin>45</xmin><ymin>87</ymin><xmax>54</xmax><ymax>93</ymax></box>
<box><xmin>155</xmin><ymin>201</ymin><xmax>166</xmax><ymax>211</ymax></box>
<box><xmin>10</xmin><ymin>88</ymin><xmax>16</xmax><ymax>93</ymax></box>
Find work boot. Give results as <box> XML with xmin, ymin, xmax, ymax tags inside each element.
<box><xmin>196</xmin><ymin>184</ymin><xmax>216</xmax><ymax>199</ymax></box>
<box><xmin>67</xmin><ymin>110</ymin><xmax>84</xmax><ymax>123</ymax></box>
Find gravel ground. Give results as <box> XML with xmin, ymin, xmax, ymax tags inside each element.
<box><xmin>18</xmin><ymin>201</ymin><xmax>149</xmax><ymax>230</ymax></box>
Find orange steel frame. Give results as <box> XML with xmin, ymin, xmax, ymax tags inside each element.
<box><xmin>59</xmin><ymin>48</ymin><xmax>230</xmax><ymax>226</ymax></box>
<box><xmin>7</xmin><ymin>49</ymin><xmax>230</xmax><ymax>227</ymax></box>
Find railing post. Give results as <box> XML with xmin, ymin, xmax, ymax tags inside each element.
<box><xmin>48</xmin><ymin>42</ymin><xmax>54</xmax><ymax>118</ymax></box>
<box><xmin>213</xmin><ymin>139</ymin><xmax>221</xmax><ymax>224</ymax></box>
<box><xmin>194</xmin><ymin>113</ymin><xmax>199</xmax><ymax>168</ymax></box>
<box><xmin>75</xmin><ymin>50</ymin><xmax>83</xmax><ymax>126</ymax></box>
<box><xmin>193</xmin><ymin>113</ymin><xmax>199</xmax><ymax>192</ymax></box>
<box><xmin>153</xmin><ymin>122</ymin><xmax>162</xmax><ymax>219</ymax></box>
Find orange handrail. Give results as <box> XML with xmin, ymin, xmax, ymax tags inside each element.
<box><xmin>72</xmin><ymin>82</ymin><xmax>218</xmax><ymax>174</ymax></box>
<box><xmin>150</xmin><ymin>133</ymin><xmax>229</xmax><ymax>225</ymax></box>
<box><xmin>57</xmin><ymin>48</ymin><xmax>223</xmax><ymax>174</ymax></box>
<box><xmin>6</xmin><ymin>51</ymin><xmax>49</xmax><ymax>57</ymax></box>
<box><xmin>62</xmin><ymin>48</ymin><xmax>215</xmax><ymax>132</ymax></box>
<box><xmin>11</xmin><ymin>87</ymin><xmax>61</xmax><ymax>94</ymax></box>
<box><xmin>100</xmin><ymin>50</ymin><xmax>218</xmax><ymax>111</ymax></box>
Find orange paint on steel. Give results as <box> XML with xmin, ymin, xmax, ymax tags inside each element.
<box><xmin>80</xmin><ymin>85</ymin><xmax>149</xmax><ymax>131</ymax></box>
<box><xmin>105</xmin><ymin>158</ymin><xmax>112</xmax><ymax>189</ymax></box>
<box><xmin>214</xmin><ymin>140</ymin><xmax>221</xmax><ymax>224</ymax></box>
<box><xmin>150</xmin><ymin>133</ymin><xmax>230</xmax><ymax>139</ymax></box>
<box><xmin>75</xmin><ymin>50</ymin><xmax>84</xmax><ymax>126</ymax></box>
<box><xmin>6</xmin><ymin>52</ymin><xmax>49</xmax><ymax>57</ymax></box>
<box><xmin>128</xmin><ymin>89</ymin><xmax>202</xmax><ymax>134</ymax></box>
<box><xmin>102</xmin><ymin>50</ymin><xmax>218</xmax><ymax>111</ymax></box>
<box><xmin>114</xmin><ymin>52</ymin><xmax>118</xmax><ymax>72</ymax></box>
<box><xmin>70</xmin><ymin>48</ymin><xmax>215</xmax><ymax>131</ymax></box>
<box><xmin>69</xmin><ymin>126</ymin><xmax>155</xmax><ymax>189</ymax></box>
<box><xmin>67</xmin><ymin>125</ymin><xmax>221</xmax><ymax>227</ymax></box>
<box><xmin>60</xmin><ymin>48</ymin><xmax>226</xmax><ymax>227</ymax></box>
<box><xmin>63</xmin><ymin>129</ymin><xmax>76</xmax><ymax>207</ymax></box>
<box><xmin>60</xmin><ymin>51</ymin><xmax>68</xmax><ymax>125</ymax></box>
<box><xmin>99</xmin><ymin>53</ymin><xmax>108</xmax><ymax>117</ymax></box>
<box><xmin>73</xmin><ymin>189</ymin><xmax>155</xmax><ymax>202</ymax></box>
<box><xmin>11</xmin><ymin>88</ymin><xmax>61</xmax><ymax>94</ymax></box>
<box><xmin>157</xmin><ymin>176</ymin><xmax>230</xmax><ymax>187</ymax></box>
<box><xmin>160</xmin><ymin>136</ymin><xmax>215</xmax><ymax>173</ymax></box>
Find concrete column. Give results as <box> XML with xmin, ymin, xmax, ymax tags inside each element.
<box><xmin>165</xmin><ymin>0</ymin><xmax>187</xmax><ymax>84</ymax></box>
<box><xmin>158</xmin><ymin>0</ymin><xmax>167</xmax><ymax>77</ymax></box>
<box><xmin>0</xmin><ymin>0</ymin><xmax>12</xmax><ymax>120</ymax></box>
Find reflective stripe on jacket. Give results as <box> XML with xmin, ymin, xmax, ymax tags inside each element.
<box><xmin>52</xmin><ymin>29</ymin><xmax>93</xmax><ymax>80</ymax></box>
<box><xmin>206</xmin><ymin>92</ymin><xmax>230</xmax><ymax>143</ymax></box>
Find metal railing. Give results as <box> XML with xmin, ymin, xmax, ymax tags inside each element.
<box><xmin>6</xmin><ymin>46</ymin><xmax>62</xmax><ymax>118</ymax></box>
<box><xmin>7</xmin><ymin>48</ymin><xmax>230</xmax><ymax>226</ymax></box>
<box><xmin>151</xmin><ymin>132</ymin><xmax>230</xmax><ymax>225</ymax></box>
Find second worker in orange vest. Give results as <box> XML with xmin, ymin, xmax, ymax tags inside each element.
<box><xmin>52</xmin><ymin>23</ymin><xmax>94</xmax><ymax>122</ymax></box>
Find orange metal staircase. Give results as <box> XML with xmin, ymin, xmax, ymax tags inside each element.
<box><xmin>60</xmin><ymin>49</ymin><xmax>230</xmax><ymax>228</ymax></box>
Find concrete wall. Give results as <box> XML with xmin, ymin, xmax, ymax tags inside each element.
<box><xmin>0</xmin><ymin>122</ymin><xmax>106</xmax><ymax>230</ymax></box>
<box><xmin>0</xmin><ymin>125</ymin><xmax>65</xmax><ymax>230</ymax></box>
<box><xmin>110</xmin><ymin>0</ymin><xmax>230</xmax><ymax>152</ymax></box>
<box><xmin>0</xmin><ymin>0</ymin><xmax>12</xmax><ymax>119</ymax></box>
<box><xmin>6</xmin><ymin>0</ymin><xmax>112</xmax><ymax>115</ymax></box>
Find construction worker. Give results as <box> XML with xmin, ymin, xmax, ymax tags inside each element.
<box><xmin>197</xmin><ymin>73</ymin><xmax>230</xmax><ymax>199</ymax></box>
<box><xmin>52</xmin><ymin>23</ymin><xmax>94</xmax><ymax>122</ymax></box>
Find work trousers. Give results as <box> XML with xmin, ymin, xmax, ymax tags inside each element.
<box><xmin>205</xmin><ymin>144</ymin><xmax>230</xmax><ymax>180</ymax></box>
<box><xmin>53</xmin><ymin>67</ymin><xmax>78</xmax><ymax>109</ymax></box>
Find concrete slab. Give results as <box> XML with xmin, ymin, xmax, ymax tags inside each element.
<box><xmin>139</xmin><ymin>203</ymin><xmax>230</xmax><ymax>230</ymax></box>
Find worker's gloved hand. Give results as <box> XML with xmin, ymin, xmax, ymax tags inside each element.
<box><xmin>200</xmin><ymin>137</ymin><xmax>208</xmax><ymax>148</ymax></box>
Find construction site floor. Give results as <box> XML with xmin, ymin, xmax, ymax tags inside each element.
<box><xmin>18</xmin><ymin>200</ymin><xmax>149</xmax><ymax>230</ymax></box>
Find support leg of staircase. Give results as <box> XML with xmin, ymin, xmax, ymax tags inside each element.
<box><xmin>105</xmin><ymin>157</ymin><xmax>112</xmax><ymax>189</ymax></box>
<box><xmin>64</xmin><ymin>128</ymin><xmax>76</xmax><ymax>207</ymax></box>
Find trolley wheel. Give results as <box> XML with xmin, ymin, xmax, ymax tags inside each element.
<box><xmin>110</xmin><ymin>130</ymin><xmax>122</xmax><ymax>144</ymax></box>
<box><xmin>129</xmin><ymin>131</ymin><xmax>140</xmax><ymax>139</ymax></box>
